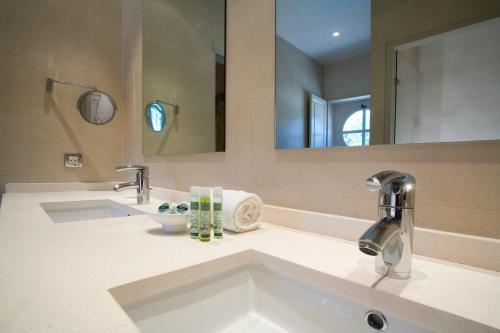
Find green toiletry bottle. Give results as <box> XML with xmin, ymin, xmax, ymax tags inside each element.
<box><xmin>190</xmin><ymin>187</ymin><xmax>200</xmax><ymax>239</ymax></box>
<box><xmin>199</xmin><ymin>187</ymin><xmax>211</xmax><ymax>242</ymax></box>
<box><xmin>213</xmin><ymin>187</ymin><xmax>223</xmax><ymax>239</ymax></box>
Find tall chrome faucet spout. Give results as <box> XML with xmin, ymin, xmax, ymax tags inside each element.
<box><xmin>113</xmin><ymin>165</ymin><xmax>150</xmax><ymax>204</ymax></box>
<box><xmin>112</xmin><ymin>182</ymin><xmax>138</xmax><ymax>192</ymax></box>
<box><xmin>358</xmin><ymin>171</ymin><xmax>416</xmax><ymax>279</ymax></box>
<box><xmin>359</xmin><ymin>216</ymin><xmax>400</xmax><ymax>256</ymax></box>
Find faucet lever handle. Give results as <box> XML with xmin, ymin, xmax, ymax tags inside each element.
<box><xmin>115</xmin><ymin>165</ymin><xmax>148</xmax><ymax>172</ymax></box>
<box><xmin>366</xmin><ymin>170</ymin><xmax>415</xmax><ymax>194</ymax></box>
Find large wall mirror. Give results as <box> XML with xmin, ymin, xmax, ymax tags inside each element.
<box><xmin>143</xmin><ymin>0</ymin><xmax>226</xmax><ymax>155</ymax></box>
<box><xmin>275</xmin><ymin>0</ymin><xmax>500</xmax><ymax>149</ymax></box>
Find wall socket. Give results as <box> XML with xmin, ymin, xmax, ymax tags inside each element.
<box><xmin>64</xmin><ymin>153</ymin><xmax>83</xmax><ymax>168</ymax></box>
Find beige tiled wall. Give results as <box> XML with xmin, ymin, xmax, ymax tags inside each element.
<box><xmin>0</xmin><ymin>0</ymin><xmax>123</xmax><ymax>195</ymax></box>
<box><xmin>123</xmin><ymin>0</ymin><xmax>500</xmax><ymax>239</ymax></box>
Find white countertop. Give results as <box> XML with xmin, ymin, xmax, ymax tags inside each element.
<box><xmin>0</xmin><ymin>189</ymin><xmax>499</xmax><ymax>332</ymax></box>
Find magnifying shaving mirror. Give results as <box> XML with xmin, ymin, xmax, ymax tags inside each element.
<box><xmin>47</xmin><ymin>78</ymin><xmax>118</xmax><ymax>125</ymax></box>
<box><xmin>145</xmin><ymin>101</ymin><xmax>167</xmax><ymax>133</ymax></box>
<box><xmin>77</xmin><ymin>90</ymin><xmax>117</xmax><ymax>125</ymax></box>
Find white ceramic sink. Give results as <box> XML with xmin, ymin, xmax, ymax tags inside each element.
<box><xmin>109</xmin><ymin>251</ymin><xmax>454</xmax><ymax>333</ymax></box>
<box><xmin>40</xmin><ymin>199</ymin><xmax>144</xmax><ymax>223</ymax></box>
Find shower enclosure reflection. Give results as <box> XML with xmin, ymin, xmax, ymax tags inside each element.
<box><xmin>391</xmin><ymin>16</ymin><xmax>500</xmax><ymax>144</ymax></box>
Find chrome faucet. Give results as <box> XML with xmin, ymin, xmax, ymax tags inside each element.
<box><xmin>358</xmin><ymin>171</ymin><xmax>416</xmax><ymax>279</ymax></box>
<box><xmin>113</xmin><ymin>165</ymin><xmax>150</xmax><ymax>204</ymax></box>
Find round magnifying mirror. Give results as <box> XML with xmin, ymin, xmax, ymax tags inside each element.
<box><xmin>145</xmin><ymin>101</ymin><xmax>167</xmax><ymax>133</ymax></box>
<box><xmin>77</xmin><ymin>90</ymin><xmax>117</xmax><ymax>125</ymax></box>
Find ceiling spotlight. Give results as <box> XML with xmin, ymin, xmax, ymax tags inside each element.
<box><xmin>332</xmin><ymin>32</ymin><xmax>340</xmax><ymax>37</ymax></box>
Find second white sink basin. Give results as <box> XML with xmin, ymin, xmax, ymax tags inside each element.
<box><xmin>109</xmin><ymin>251</ymin><xmax>446</xmax><ymax>333</ymax></box>
<box><xmin>40</xmin><ymin>199</ymin><xmax>144</xmax><ymax>223</ymax></box>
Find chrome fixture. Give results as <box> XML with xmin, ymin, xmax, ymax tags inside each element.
<box><xmin>113</xmin><ymin>165</ymin><xmax>150</xmax><ymax>204</ymax></box>
<box><xmin>46</xmin><ymin>78</ymin><xmax>97</xmax><ymax>91</ymax></box>
<box><xmin>154</xmin><ymin>99</ymin><xmax>179</xmax><ymax>114</ymax></box>
<box><xmin>46</xmin><ymin>78</ymin><xmax>117</xmax><ymax>125</ymax></box>
<box><xmin>365</xmin><ymin>310</ymin><xmax>388</xmax><ymax>331</ymax></box>
<box><xmin>358</xmin><ymin>171</ymin><xmax>416</xmax><ymax>279</ymax></box>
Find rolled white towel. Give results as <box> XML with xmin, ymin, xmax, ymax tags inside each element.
<box><xmin>222</xmin><ymin>190</ymin><xmax>262</xmax><ymax>232</ymax></box>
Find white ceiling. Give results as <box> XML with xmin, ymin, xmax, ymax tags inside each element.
<box><xmin>276</xmin><ymin>0</ymin><xmax>371</xmax><ymax>65</ymax></box>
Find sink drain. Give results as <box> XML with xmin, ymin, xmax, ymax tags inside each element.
<box><xmin>365</xmin><ymin>310</ymin><xmax>388</xmax><ymax>331</ymax></box>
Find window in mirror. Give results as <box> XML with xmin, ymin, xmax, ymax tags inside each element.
<box><xmin>342</xmin><ymin>108</ymin><xmax>370</xmax><ymax>147</ymax></box>
<box><xmin>329</xmin><ymin>95</ymin><xmax>371</xmax><ymax>147</ymax></box>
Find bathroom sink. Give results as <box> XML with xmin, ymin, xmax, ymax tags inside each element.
<box><xmin>40</xmin><ymin>199</ymin><xmax>144</xmax><ymax>223</ymax></box>
<box><xmin>110</xmin><ymin>251</ymin><xmax>440</xmax><ymax>333</ymax></box>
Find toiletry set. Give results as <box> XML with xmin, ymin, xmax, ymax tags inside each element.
<box><xmin>189</xmin><ymin>186</ymin><xmax>224</xmax><ymax>242</ymax></box>
<box><xmin>152</xmin><ymin>187</ymin><xmax>263</xmax><ymax>236</ymax></box>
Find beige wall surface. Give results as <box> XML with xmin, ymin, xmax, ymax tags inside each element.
<box><xmin>0</xmin><ymin>0</ymin><xmax>123</xmax><ymax>195</ymax></box>
<box><xmin>371</xmin><ymin>0</ymin><xmax>500</xmax><ymax>144</ymax></box>
<box><xmin>275</xmin><ymin>36</ymin><xmax>323</xmax><ymax>149</ymax></box>
<box><xmin>123</xmin><ymin>0</ymin><xmax>500</xmax><ymax>239</ymax></box>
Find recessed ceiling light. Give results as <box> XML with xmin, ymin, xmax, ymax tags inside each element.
<box><xmin>332</xmin><ymin>32</ymin><xmax>340</xmax><ymax>37</ymax></box>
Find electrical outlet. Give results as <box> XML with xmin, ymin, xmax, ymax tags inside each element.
<box><xmin>64</xmin><ymin>153</ymin><xmax>82</xmax><ymax>168</ymax></box>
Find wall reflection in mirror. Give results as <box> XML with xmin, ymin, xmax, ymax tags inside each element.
<box><xmin>276</xmin><ymin>0</ymin><xmax>371</xmax><ymax>149</ymax></box>
<box><xmin>143</xmin><ymin>0</ymin><xmax>226</xmax><ymax>155</ymax></box>
<box><xmin>275</xmin><ymin>0</ymin><xmax>500</xmax><ymax>149</ymax></box>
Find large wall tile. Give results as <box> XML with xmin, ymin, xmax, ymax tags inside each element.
<box><xmin>0</xmin><ymin>0</ymin><xmax>123</xmax><ymax>196</ymax></box>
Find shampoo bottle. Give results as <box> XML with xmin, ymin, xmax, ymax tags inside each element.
<box><xmin>213</xmin><ymin>187</ymin><xmax>223</xmax><ymax>239</ymax></box>
<box><xmin>189</xmin><ymin>187</ymin><xmax>200</xmax><ymax>239</ymax></box>
<box><xmin>199</xmin><ymin>187</ymin><xmax>211</xmax><ymax>242</ymax></box>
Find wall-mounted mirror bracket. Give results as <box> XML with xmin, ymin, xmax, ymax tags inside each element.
<box><xmin>46</xmin><ymin>77</ymin><xmax>117</xmax><ymax>125</ymax></box>
<box><xmin>154</xmin><ymin>99</ymin><xmax>179</xmax><ymax>114</ymax></box>
<box><xmin>46</xmin><ymin>78</ymin><xmax>97</xmax><ymax>91</ymax></box>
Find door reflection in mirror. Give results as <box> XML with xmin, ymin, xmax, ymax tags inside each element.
<box><xmin>309</xmin><ymin>94</ymin><xmax>328</xmax><ymax>148</ymax></box>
